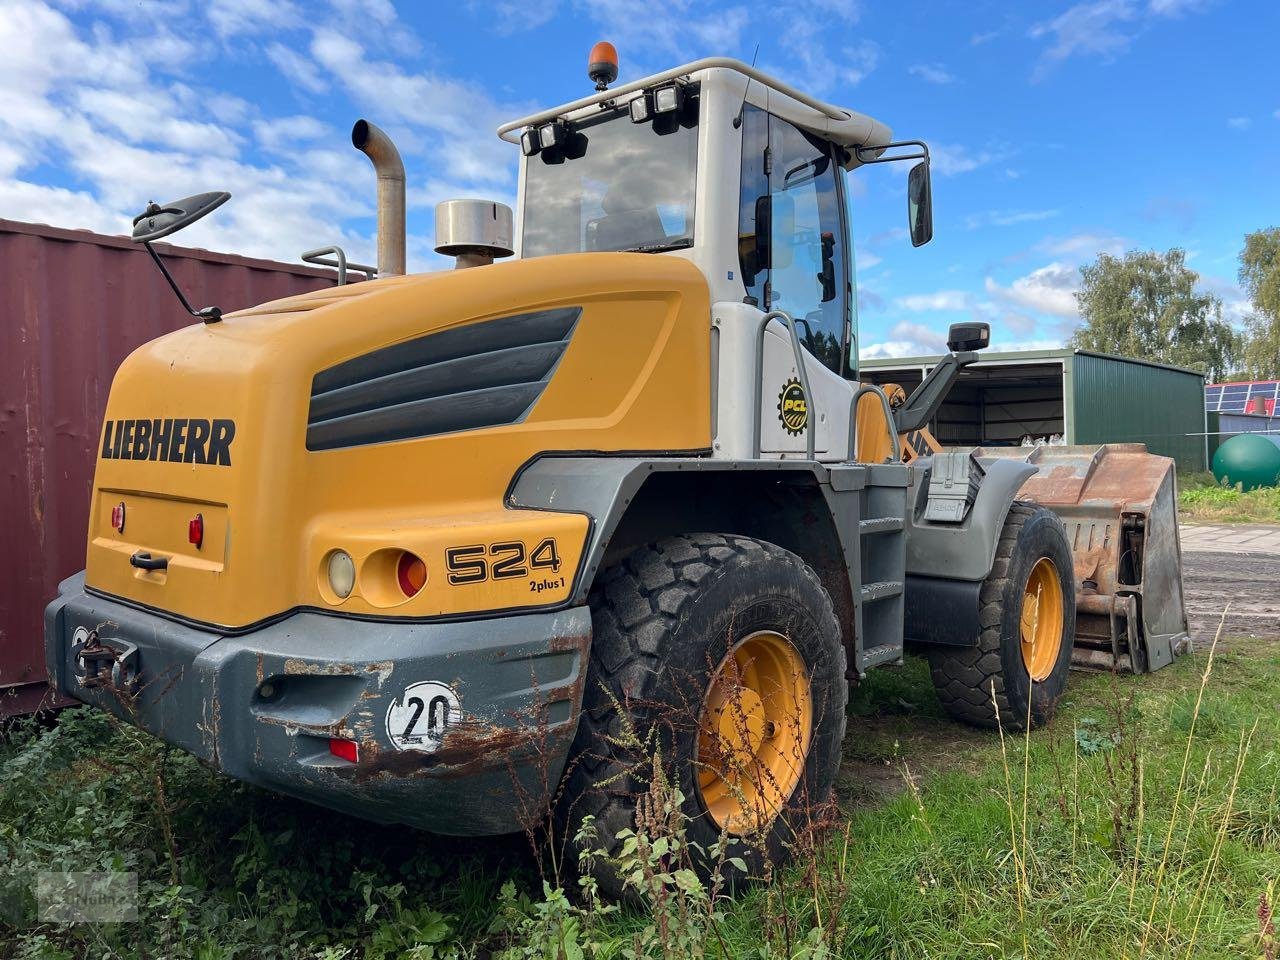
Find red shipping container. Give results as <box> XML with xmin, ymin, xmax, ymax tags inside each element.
<box><xmin>0</xmin><ymin>219</ymin><xmax>337</xmax><ymax>715</ymax></box>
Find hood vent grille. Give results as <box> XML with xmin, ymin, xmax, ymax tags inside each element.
<box><xmin>306</xmin><ymin>306</ymin><xmax>580</xmax><ymax>451</ymax></box>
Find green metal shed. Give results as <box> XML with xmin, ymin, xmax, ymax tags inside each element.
<box><xmin>859</xmin><ymin>348</ymin><xmax>1208</xmax><ymax>472</ymax></box>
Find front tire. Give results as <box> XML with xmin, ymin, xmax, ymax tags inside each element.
<box><xmin>560</xmin><ymin>534</ymin><xmax>846</xmax><ymax>899</ymax></box>
<box><xmin>927</xmin><ymin>503</ymin><xmax>1075</xmax><ymax>730</ymax></box>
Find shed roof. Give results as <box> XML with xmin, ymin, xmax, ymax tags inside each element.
<box><xmin>859</xmin><ymin>347</ymin><xmax>1206</xmax><ymax>379</ymax></box>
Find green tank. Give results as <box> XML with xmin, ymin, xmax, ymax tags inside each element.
<box><xmin>1212</xmin><ymin>433</ymin><xmax>1280</xmax><ymax>491</ymax></box>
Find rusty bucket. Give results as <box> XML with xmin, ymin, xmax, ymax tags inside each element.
<box><xmin>970</xmin><ymin>444</ymin><xmax>1191</xmax><ymax>673</ymax></box>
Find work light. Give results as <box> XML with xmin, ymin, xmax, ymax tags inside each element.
<box><xmin>538</xmin><ymin>120</ymin><xmax>569</xmax><ymax>151</ymax></box>
<box><xmin>520</xmin><ymin>127</ymin><xmax>541</xmax><ymax>156</ymax></box>
<box><xmin>654</xmin><ymin>84</ymin><xmax>683</xmax><ymax>114</ymax></box>
<box><xmin>629</xmin><ymin>93</ymin><xmax>652</xmax><ymax>123</ymax></box>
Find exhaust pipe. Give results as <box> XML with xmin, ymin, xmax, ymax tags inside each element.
<box><xmin>351</xmin><ymin>119</ymin><xmax>406</xmax><ymax>277</ymax></box>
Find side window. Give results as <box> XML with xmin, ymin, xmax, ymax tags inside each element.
<box><xmin>768</xmin><ymin>116</ymin><xmax>848</xmax><ymax>376</ymax></box>
<box><xmin>736</xmin><ymin>106</ymin><xmax>851</xmax><ymax>377</ymax></box>
<box><xmin>736</xmin><ymin>105</ymin><xmax>769</xmax><ymax>307</ymax></box>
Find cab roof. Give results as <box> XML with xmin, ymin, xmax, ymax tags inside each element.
<box><xmin>497</xmin><ymin>57</ymin><xmax>892</xmax><ymax>163</ymax></box>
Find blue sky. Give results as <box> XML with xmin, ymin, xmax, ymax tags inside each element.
<box><xmin>1</xmin><ymin>0</ymin><xmax>1276</xmax><ymax>357</ymax></box>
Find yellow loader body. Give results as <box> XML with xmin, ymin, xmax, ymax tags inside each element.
<box><xmin>85</xmin><ymin>253</ymin><xmax>711</xmax><ymax>629</ymax></box>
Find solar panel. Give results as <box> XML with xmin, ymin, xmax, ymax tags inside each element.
<box><xmin>1206</xmin><ymin>380</ymin><xmax>1280</xmax><ymax>413</ymax></box>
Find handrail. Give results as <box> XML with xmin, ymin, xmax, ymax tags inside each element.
<box><xmin>753</xmin><ymin>310</ymin><xmax>816</xmax><ymax>460</ymax></box>
<box><xmin>301</xmin><ymin>246</ymin><xmax>378</xmax><ymax>286</ymax></box>
<box><xmin>497</xmin><ymin>56</ymin><xmax>868</xmax><ymax>142</ymax></box>
<box><xmin>849</xmin><ymin>384</ymin><xmax>902</xmax><ymax>464</ymax></box>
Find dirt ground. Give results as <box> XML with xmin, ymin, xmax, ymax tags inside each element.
<box><xmin>1183</xmin><ymin>547</ymin><xmax>1280</xmax><ymax>644</ymax></box>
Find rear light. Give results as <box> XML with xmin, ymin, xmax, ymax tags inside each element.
<box><xmin>396</xmin><ymin>552</ymin><xmax>427</xmax><ymax>597</ymax></box>
<box><xmin>188</xmin><ymin>512</ymin><xmax>204</xmax><ymax>549</ymax></box>
<box><xmin>328</xmin><ymin>737</ymin><xmax>358</xmax><ymax>763</ymax></box>
<box><xmin>326</xmin><ymin>550</ymin><xmax>356</xmax><ymax>599</ymax></box>
<box><xmin>110</xmin><ymin>501</ymin><xmax>126</xmax><ymax>533</ymax></box>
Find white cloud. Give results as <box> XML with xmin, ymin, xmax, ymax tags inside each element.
<box><xmin>985</xmin><ymin>262</ymin><xmax>1081</xmax><ymax>318</ymax></box>
<box><xmin>894</xmin><ymin>290</ymin><xmax>970</xmax><ymax>312</ymax></box>
<box><xmin>773</xmin><ymin>21</ymin><xmax>878</xmax><ymax>93</ymax></box>
<box><xmin>862</xmin><ymin>321</ymin><xmax>949</xmax><ymax>358</ymax></box>
<box><xmin>482</xmin><ymin>0</ymin><xmax>560</xmax><ymax>32</ymax></box>
<box><xmin>1227</xmin><ymin>116</ymin><xmax>1251</xmax><ymax>130</ymax></box>
<box><xmin>908</xmin><ymin>63</ymin><xmax>954</xmax><ymax>84</ymax></box>
<box><xmin>930</xmin><ymin>143</ymin><xmax>999</xmax><ymax>176</ymax></box>
<box><xmin>856</xmin><ymin>251</ymin><xmax>882</xmax><ymax>270</ymax></box>
<box><xmin>253</xmin><ymin>115</ymin><xmax>331</xmax><ymax>153</ymax></box>
<box><xmin>971</xmin><ymin>30</ymin><xmax>999</xmax><ymax>44</ymax></box>
<box><xmin>1029</xmin><ymin>0</ymin><xmax>1137</xmax><ymax>76</ymax></box>
<box><xmin>1029</xmin><ymin>0</ymin><xmax>1214</xmax><ymax>78</ymax></box>
<box><xmin>1198</xmin><ymin>274</ymin><xmax>1251</xmax><ymax>325</ymax></box>
<box><xmin>309</xmin><ymin>30</ymin><xmax>528</xmax><ymax>191</ymax></box>
<box><xmin>582</xmin><ymin>0</ymin><xmax>749</xmax><ymax>65</ymax></box>
<box><xmin>206</xmin><ymin>0</ymin><xmax>298</xmax><ymax>38</ymax></box>
<box><xmin>1037</xmin><ymin>232</ymin><xmax>1128</xmax><ymax>260</ymax></box>
<box><xmin>965</xmin><ymin>209</ymin><xmax>1061</xmax><ymax>229</ymax></box>
<box><xmin>0</xmin><ymin>178</ymin><xmax>123</xmax><ymax>233</ymax></box>
<box><xmin>76</xmin><ymin>87</ymin><xmax>242</xmax><ymax>157</ymax></box>
<box><xmin>266</xmin><ymin>42</ymin><xmax>328</xmax><ymax>94</ymax></box>
<box><xmin>1148</xmin><ymin>0</ymin><xmax>1212</xmax><ymax>14</ymax></box>
<box><xmin>0</xmin><ymin>2</ymin><xmax>381</xmax><ymax>264</ymax></box>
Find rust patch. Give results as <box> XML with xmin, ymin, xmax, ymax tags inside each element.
<box><xmin>333</xmin><ymin>629</ymin><xmax>592</xmax><ymax>785</ymax></box>
<box><xmin>281</xmin><ymin>658</ymin><xmax>394</xmax><ymax>681</ymax></box>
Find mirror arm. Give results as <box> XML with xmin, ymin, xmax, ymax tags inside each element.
<box><xmin>853</xmin><ymin>140</ymin><xmax>930</xmax><ymax>166</ymax></box>
<box><xmin>893</xmin><ymin>350</ymin><xmax>979</xmax><ymax>434</ymax></box>
<box><xmin>144</xmin><ymin>242</ymin><xmax>222</xmax><ymax>324</ymax></box>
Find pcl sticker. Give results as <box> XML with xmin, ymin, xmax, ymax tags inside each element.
<box><xmin>777</xmin><ymin>377</ymin><xmax>808</xmax><ymax>436</ymax></box>
<box><xmin>385</xmin><ymin>681</ymin><xmax>461</xmax><ymax>753</ymax></box>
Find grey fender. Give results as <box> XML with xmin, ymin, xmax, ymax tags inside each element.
<box><xmin>903</xmin><ymin>457</ymin><xmax>1038</xmax><ymax>582</ymax></box>
<box><xmin>507</xmin><ymin>456</ymin><xmax>842</xmax><ymax>606</ymax></box>
<box><xmin>899</xmin><ymin>457</ymin><xmax>1036</xmax><ymax>648</ymax></box>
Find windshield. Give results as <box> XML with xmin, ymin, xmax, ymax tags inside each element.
<box><xmin>521</xmin><ymin>97</ymin><xmax>698</xmax><ymax>258</ymax></box>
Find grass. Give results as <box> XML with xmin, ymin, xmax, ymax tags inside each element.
<box><xmin>1179</xmin><ymin>471</ymin><xmax>1280</xmax><ymax>523</ymax></box>
<box><xmin>2</xmin><ymin>639</ymin><xmax>1278</xmax><ymax>959</ymax></box>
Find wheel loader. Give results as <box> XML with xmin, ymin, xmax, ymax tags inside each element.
<box><xmin>45</xmin><ymin>46</ymin><xmax>1188</xmax><ymax>894</ymax></box>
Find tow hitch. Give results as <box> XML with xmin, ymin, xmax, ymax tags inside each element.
<box><xmin>70</xmin><ymin>627</ymin><xmax>140</xmax><ymax>692</ymax></box>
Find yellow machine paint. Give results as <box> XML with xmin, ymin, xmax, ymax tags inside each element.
<box><xmin>86</xmin><ymin>253</ymin><xmax>711</xmax><ymax>629</ymax></box>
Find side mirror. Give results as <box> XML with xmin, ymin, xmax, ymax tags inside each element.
<box><xmin>131</xmin><ymin>191</ymin><xmax>230</xmax><ymax>243</ymax></box>
<box><xmin>130</xmin><ymin>191</ymin><xmax>231</xmax><ymax>323</ymax></box>
<box><xmin>907</xmin><ymin>161</ymin><xmax>932</xmax><ymax>248</ymax></box>
<box><xmin>947</xmin><ymin>321</ymin><xmax>990</xmax><ymax>353</ymax></box>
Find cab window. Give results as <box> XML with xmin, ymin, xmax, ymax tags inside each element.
<box><xmin>737</xmin><ymin>106</ymin><xmax>852</xmax><ymax>377</ymax></box>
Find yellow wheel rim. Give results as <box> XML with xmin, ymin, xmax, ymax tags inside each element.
<box><xmin>695</xmin><ymin>630</ymin><xmax>813</xmax><ymax>834</ymax></box>
<box><xmin>1020</xmin><ymin>557</ymin><xmax>1065</xmax><ymax>681</ymax></box>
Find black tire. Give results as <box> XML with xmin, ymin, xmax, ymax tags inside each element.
<box><xmin>927</xmin><ymin>503</ymin><xmax>1075</xmax><ymax>730</ymax></box>
<box><xmin>559</xmin><ymin>534</ymin><xmax>846</xmax><ymax>900</ymax></box>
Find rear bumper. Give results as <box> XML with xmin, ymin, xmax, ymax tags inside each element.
<box><xmin>44</xmin><ymin>573</ymin><xmax>590</xmax><ymax>836</ymax></box>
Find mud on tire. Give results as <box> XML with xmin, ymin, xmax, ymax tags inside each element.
<box><xmin>927</xmin><ymin>503</ymin><xmax>1075</xmax><ymax>730</ymax></box>
<box><xmin>558</xmin><ymin>534</ymin><xmax>846</xmax><ymax>900</ymax></box>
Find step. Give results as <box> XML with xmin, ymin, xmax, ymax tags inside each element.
<box><xmin>859</xmin><ymin>517</ymin><xmax>904</xmax><ymax>535</ymax></box>
<box><xmin>861</xmin><ymin>643</ymin><xmax>903</xmax><ymax>668</ymax></box>
<box><xmin>860</xmin><ymin>580</ymin><xmax>904</xmax><ymax>603</ymax></box>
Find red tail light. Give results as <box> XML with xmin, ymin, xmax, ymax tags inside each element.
<box><xmin>188</xmin><ymin>513</ymin><xmax>204</xmax><ymax>549</ymax></box>
<box><xmin>110</xmin><ymin>501</ymin><xmax>126</xmax><ymax>533</ymax></box>
<box><xmin>328</xmin><ymin>737</ymin><xmax>358</xmax><ymax>763</ymax></box>
<box><xmin>396</xmin><ymin>552</ymin><xmax>427</xmax><ymax>597</ymax></box>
